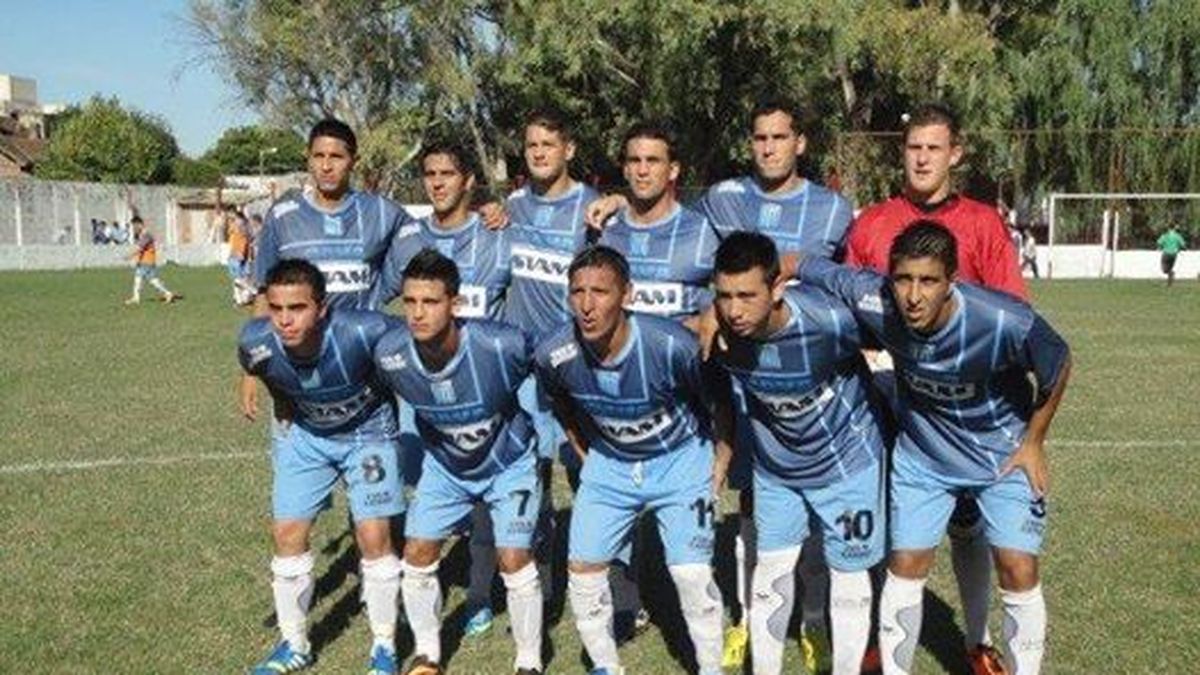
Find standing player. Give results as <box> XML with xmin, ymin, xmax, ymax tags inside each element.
<box><xmin>374</xmin><ymin>251</ymin><xmax>543</xmax><ymax>675</ymax></box>
<box><xmin>797</xmin><ymin>221</ymin><xmax>1071</xmax><ymax>675</ymax></box>
<box><xmin>535</xmin><ymin>246</ymin><xmax>731</xmax><ymax>675</ymax></box>
<box><xmin>1156</xmin><ymin>224</ymin><xmax>1187</xmax><ymax>286</ymax></box>
<box><xmin>123</xmin><ymin>215</ymin><xmax>177</xmax><ymax>305</ymax></box>
<box><xmin>843</xmin><ymin>103</ymin><xmax>1029</xmax><ymax>674</ymax></box>
<box><xmin>238</xmin><ymin>259</ymin><xmax>405</xmax><ymax>675</ymax></box>
<box><xmin>710</xmin><ymin>232</ymin><xmax>887</xmax><ymax>675</ymax></box>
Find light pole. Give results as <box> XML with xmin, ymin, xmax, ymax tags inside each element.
<box><xmin>258</xmin><ymin>146</ymin><xmax>278</xmax><ymax>181</ymax></box>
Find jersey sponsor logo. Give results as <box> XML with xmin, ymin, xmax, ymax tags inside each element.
<box><xmin>856</xmin><ymin>293</ymin><xmax>883</xmax><ymax>314</ymax></box>
<box><xmin>271</xmin><ymin>201</ymin><xmax>299</xmax><ymax>218</ymax></box>
<box><xmin>511</xmin><ymin>245</ymin><xmax>573</xmax><ymax>285</ymax></box>
<box><xmin>246</xmin><ymin>344</ymin><xmax>272</xmax><ymax>368</ymax></box>
<box><xmin>754</xmin><ymin>384</ymin><xmax>834</xmax><ymax>419</ymax></box>
<box><xmin>626</xmin><ymin>281</ymin><xmax>684</xmax><ymax>315</ymax></box>
<box><xmin>594</xmin><ymin>408</ymin><xmax>672</xmax><ymax>444</ymax></box>
<box><xmin>901</xmin><ymin>371</ymin><xmax>976</xmax><ymax>401</ymax></box>
<box><xmin>296</xmin><ymin>385</ymin><xmax>378</xmax><ymax>428</ymax></box>
<box><xmin>317</xmin><ymin>261</ymin><xmax>374</xmax><ymax>294</ymax></box>
<box><xmin>549</xmin><ymin>342</ymin><xmax>579</xmax><ymax>367</ymax></box>
<box><xmin>299</xmin><ymin>368</ymin><xmax>322</xmax><ymax>390</ymax></box>
<box><xmin>431</xmin><ymin>379</ymin><xmax>457</xmax><ymax>405</ymax></box>
<box><xmin>439</xmin><ymin>413</ymin><xmax>502</xmax><ymax>452</ymax></box>
<box><xmin>453</xmin><ymin>284</ymin><xmax>488</xmax><ymax>319</ymax></box>
<box><xmin>378</xmin><ymin>353</ymin><xmax>408</xmax><ymax>371</ymax></box>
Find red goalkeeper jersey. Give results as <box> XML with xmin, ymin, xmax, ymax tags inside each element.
<box><xmin>845</xmin><ymin>194</ymin><xmax>1028</xmax><ymax>300</ymax></box>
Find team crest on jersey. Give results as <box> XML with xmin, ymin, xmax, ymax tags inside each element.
<box><xmin>856</xmin><ymin>293</ymin><xmax>883</xmax><ymax>314</ymax></box>
<box><xmin>757</xmin><ymin>203</ymin><xmax>783</xmax><ymax>231</ymax></box>
<box><xmin>596</xmin><ymin>371</ymin><xmax>622</xmax><ymax>397</ymax></box>
<box><xmin>549</xmin><ymin>343</ymin><xmax>579</xmax><ymax>367</ymax></box>
<box><xmin>434</xmin><ymin>238</ymin><xmax>455</xmax><ymax>258</ymax></box>
<box><xmin>594</xmin><ymin>408</ymin><xmax>672</xmax><ymax>444</ymax></box>
<box><xmin>534</xmin><ymin>206</ymin><xmax>554</xmax><ymax>229</ymax></box>
<box><xmin>758</xmin><ymin>344</ymin><xmax>781</xmax><ymax>370</ymax></box>
<box><xmin>299</xmin><ymin>368</ymin><xmax>322</xmax><ymax>390</ymax></box>
<box><xmin>432</xmin><ymin>379</ymin><xmax>457</xmax><ymax>404</ymax></box>
<box><xmin>379</xmin><ymin>353</ymin><xmax>407</xmax><ymax>371</ymax></box>
<box><xmin>630</xmin><ymin>231</ymin><xmax>651</xmax><ymax>257</ymax></box>
<box><xmin>246</xmin><ymin>344</ymin><xmax>272</xmax><ymax>368</ymax></box>
<box><xmin>908</xmin><ymin>342</ymin><xmax>937</xmax><ymax>361</ymax></box>
<box><xmin>271</xmin><ymin>201</ymin><xmax>299</xmax><ymax>219</ymax></box>
<box><xmin>322</xmin><ymin>214</ymin><xmax>343</xmax><ymax>236</ymax></box>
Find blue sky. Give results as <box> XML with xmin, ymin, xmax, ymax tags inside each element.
<box><xmin>0</xmin><ymin>0</ymin><xmax>257</xmax><ymax>156</ymax></box>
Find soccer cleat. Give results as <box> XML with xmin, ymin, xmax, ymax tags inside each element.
<box><xmin>966</xmin><ymin>644</ymin><xmax>1009</xmax><ymax>675</ymax></box>
<box><xmin>862</xmin><ymin>644</ymin><xmax>882</xmax><ymax>671</ymax></box>
<box><xmin>800</xmin><ymin>625</ymin><xmax>831</xmax><ymax>674</ymax></box>
<box><xmin>463</xmin><ymin>606</ymin><xmax>494</xmax><ymax>638</ymax></box>
<box><xmin>588</xmin><ymin>669</ymin><xmax>625</xmax><ymax>675</ymax></box>
<box><xmin>367</xmin><ymin>644</ymin><xmax>398</xmax><ymax>675</ymax></box>
<box><xmin>163</xmin><ymin>292</ymin><xmax>177</xmax><ymax>303</ymax></box>
<box><xmin>251</xmin><ymin>640</ymin><xmax>312</xmax><ymax>674</ymax></box>
<box><xmin>721</xmin><ymin>622</ymin><xmax>749</xmax><ymax>669</ymax></box>
<box><xmin>123</xmin><ymin>297</ymin><xmax>139</xmax><ymax>305</ymax></box>
<box><xmin>403</xmin><ymin>654</ymin><xmax>442</xmax><ymax>675</ymax></box>
<box><xmin>633</xmin><ymin>608</ymin><xmax>651</xmax><ymax>634</ymax></box>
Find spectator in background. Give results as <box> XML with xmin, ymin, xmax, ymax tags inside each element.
<box><xmin>1021</xmin><ymin>228</ymin><xmax>1040</xmax><ymax>279</ymax></box>
<box><xmin>123</xmin><ymin>216</ymin><xmax>177</xmax><ymax>305</ymax></box>
<box><xmin>1156</xmin><ymin>224</ymin><xmax>1187</xmax><ymax>287</ymax></box>
<box><xmin>91</xmin><ymin>218</ymin><xmax>105</xmax><ymax>244</ymax></box>
<box><xmin>226</xmin><ymin>208</ymin><xmax>256</xmax><ymax>305</ymax></box>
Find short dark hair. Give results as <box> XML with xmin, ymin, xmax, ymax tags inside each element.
<box><xmin>265</xmin><ymin>258</ymin><xmax>327</xmax><ymax>304</ymax></box>
<box><xmin>525</xmin><ymin>108</ymin><xmax>574</xmax><ymax>143</ymax></box>
<box><xmin>889</xmin><ymin>220</ymin><xmax>958</xmax><ymax>276</ymax></box>
<box><xmin>750</xmin><ymin>97</ymin><xmax>805</xmax><ymax>135</ymax></box>
<box><xmin>715</xmin><ymin>232</ymin><xmax>780</xmax><ymax>284</ymax></box>
<box><xmin>902</xmin><ymin>103</ymin><xmax>961</xmax><ymax>145</ymax></box>
<box><xmin>130</xmin><ymin>215</ymin><xmax>144</xmax><ymax>225</ymax></box>
<box><xmin>620</xmin><ymin>121</ymin><xmax>678</xmax><ymax>163</ymax></box>
<box><xmin>403</xmin><ymin>248</ymin><xmax>461</xmax><ymax>297</ymax></box>
<box><xmin>308</xmin><ymin>118</ymin><xmax>358</xmax><ymax>155</ymax></box>
<box><xmin>420</xmin><ymin>139</ymin><xmax>479</xmax><ymax>180</ymax></box>
<box><xmin>568</xmin><ymin>245</ymin><xmax>631</xmax><ymax>289</ymax></box>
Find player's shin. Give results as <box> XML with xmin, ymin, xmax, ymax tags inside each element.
<box><xmin>271</xmin><ymin>551</ymin><xmax>316</xmax><ymax>654</ymax></box>
<box><xmin>735</xmin><ymin>515</ymin><xmax>758</xmax><ymax>623</ymax></box>
<box><xmin>401</xmin><ymin>559</ymin><xmax>443</xmax><ymax>664</ymax></box>
<box><xmin>799</xmin><ymin>532</ymin><xmax>831</xmax><ymax>633</ymax></box>
<box><xmin>879</xmin><ymin>570</ymin><xmax>926</xmax><ymax>675</ymax></box>
<box><xmin>568</xmin><ymin>568</ymin><xmax>620</xmax><ymax>671</ymax></box>
<box><xmin>749</xmin><ymin>546</ymin><xmax>800</xmax><ymax>675</ymax></box>
<box><xmin>949</xmin><ymin>515</ymin><xmax>994</xmax><ymax>647</ymax></box>
<box><xmin>1000</xmin><ymin>584</ymin><xmax>1046</xmax><ymax>675</ymax></box>
<box><xmin>669</xmin><ymin>563</ymin><xmax>725</xmax><ymax>674</ymax></box>
<box><xmin>501</xmin><ymin>562</ymin><xmax>544</xmax><ymax>672</ymax></box>
<box><xmin>361</xmin><ymin>554</ymin><xmax>402</xmax><ymax>652</ymax></box>
<box><xmin>829</xmin><ymin>568</ymin><xmax>872</xmax><ymax>675</ymax></box>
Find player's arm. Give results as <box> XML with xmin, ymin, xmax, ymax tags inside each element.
<box><xmin>535</xmin><ymin>359</ymin><xmax>589</xmax><ymax>461</ymax></box>
<box><xmin>584</xmin><ymin>193</ymin><xmax>628</xmax><ymax>230</ymax></box>
<box><xmin>705</xmin><ymin>363</ymin><xmax>735</xmax><ymax>495</ymax></box>
<box><xmin>1001</xmin><ymin>317</ymin><xmax>1072</xmax><ymax>496</ymax></box>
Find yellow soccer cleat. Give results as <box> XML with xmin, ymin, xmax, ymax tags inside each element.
<box><xmin>800</xmin><ymin>625</ymin><xmax>831</xmax><ymax>674</ymax></box>
<box><xmin>721</xmin><ymin>622</ymin><xmax>749</xmax><ymax>669</ymax></box>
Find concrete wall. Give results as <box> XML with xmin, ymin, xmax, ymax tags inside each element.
<box><xmin>0</xmin><ymin>243</ymin><xmax>225</xmax><ymax>271</ymax></box>
<box><xmin>1037</xmin><ymin>245</ymin><xmax>1200</xmax><ymax>279</ymax></box>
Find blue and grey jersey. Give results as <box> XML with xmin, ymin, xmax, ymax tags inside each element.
<box><xmin>700</xmin><ymin>176</ymin><xmax>852</xmax><ymax>259</ymax></box>
<box><xmin>598</xmin><ymin>203</ymin><xmax>718</xmax><ymax>319</ymax></box>
<box><xmin>377</xmin><ymin>213</ymin><xmax>513</xmax><ymax>318</ymax></box>
<box><xmin>503</xmin><ymin>183</ymin><xmax>600</xmax><ymax>343</ymax></box>
<box><xmin>797</xmin><ymin>257</ymin><xmax>1071</xmax><ymax>482</ymax></box>
<box><xmin>253</xmin><ymin>190</ymin><xmax>413</xmax><ymax>310</ymax></box>
<box><xmin>534</xmin><ymin>314</ymin><xmax>720</xmax><ymax>462</ymax></box>
<box><xmin>374</xmin><ymin>320</ymin><xmax>534</xmax><ymax>480</ymax></box>
<box><xmin>715</xmin><ymin>288</ymin><xmax>884</xmax><ymax>488</ymax></box>
<box><xmin>238</xmin><ymin>310</ymin><xmax>402</xmax><ymax>441</ymax></box>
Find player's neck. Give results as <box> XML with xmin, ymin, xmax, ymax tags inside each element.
<box><xmin>433</xmin><ymin>205</ymin><xmax>472</xmax><ymax>230</ymax></box>
<box><xmin>627</xmin><ymin>193</ymin><xmax>677</xmax><ymax>225</ymax></box>
<box><xmin>588</xmin><ymin>317</ymin><xmax>631</xmax><ymax>364</ymax></box>
<box><xmin>312</xmin><ymin>187</ymin><xmax>350</xmax><ymax>211</ymax></box>
<box><xmin>416</xmin><ymin>324</ymin><xmax>460</xmax><ymax>372</ymax></box>
<box><xmin>762</xmin><ymin>300</ymin><xmax>792</xmax><ymax>338</ymax></box>
<box><xmin>756</xmin><ymin>172</ymin><xmax>803</xmax><ymax>195</ymax></box>
<box><xmin>918</xmin><ymin>291</ymin><xmax>959</xmax><ymax>337</ymax></box>
<box><xmin>532</xmin><ymin>173</ymin><xmax>575</xmax><ymax>199</ymax></box>
<box><xmin>286</xmin><ymin>326</ymin><xmax>325</xmax><ymax>362</ymax></box>
<box><xmin>904</xmin><ymin>184</ymin><xmax>954</xmax><ymax>209</ymax></box>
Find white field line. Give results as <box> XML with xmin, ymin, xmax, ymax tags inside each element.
<box><xmin>0</xmin><ymin>439</ymin><xmax>1195</xmax><ymax>477</ymax></box>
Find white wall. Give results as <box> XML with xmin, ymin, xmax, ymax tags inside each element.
<box><xmin>1038</xmin><ymin>245</ymin><xmax>1200</xmax><ymax>279</ymax></box>
<box><xmin>0</xmin><ymin>244</ymin><xmax>225</xmax><ymax>271</ymax></box>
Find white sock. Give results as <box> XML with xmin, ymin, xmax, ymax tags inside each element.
<box><xmin>271</xmin><ymin>552</ymin><xmax>315</xmax><ymax>654</ymax></box>
<box><xmin>735</xmin><ymin>516</ymin><xmax>757</xmax><ymax>625</ymax></box>
<box><xmin>799</xmin><ymin>530</ymin><xmax>830</xmax><ymax>632</ymax></box>
<box><xmin>1001</xmin><ymin>585</ymin><xmax>1046</xmax><ymax>675</ymax></box>
<box><xmin>501</xmin><ymin>562</ymin><xmax>543</xmax><ymax>671</ymax></box>
<box><xmin>401</xmin><ymin>559</ymin><xmax>442</xmax><ymax>664</ymax></box>
<box><xmin>150</xmin><ymin>278</ymin><xmax>171</xmax><ymax>296</ymax></box>
<box><xmin>879</xmin><ymin>571</ymin><xmax>926</xmax><ymax>675</ymax></box>
<box><xmin>949</xmin><ymin>518</ymin><xmax>993</xmax><ymax>647</ymax></box>
<box><xmin>749</xmin><ymin>546</ymin><xmax>800</xmax><ymax>675</ymax></box>
<box><xmin>131</xmin><ymin>276</ymin><xmax>143</xmax><ymax>301</ymax></box>
<box><xmin>829</xmin><ymin>568</ymin><xmax>872</xmax><ymax>675</ymax></box>
<box><xmin>670</xmin><ymin>564</ymin><xmax>724</xmax><ymax>674</ymax></box>
<box><xmin>568</xmin><ymin>569</ymin><xmax>620</xmax><ymax>671</ymax></box>
<box><xmin>361</xmin><ymin>554</ymin><xmax>402</xmax><ymax>651</ymax></box>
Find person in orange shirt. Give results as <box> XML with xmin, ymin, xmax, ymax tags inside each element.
<box><xmin>124</xmin><ymin>215</ymin><xmax>177</xmax><ymax>305</ymax></box>
<box><xmin>226</xmin><ymin>208</ymin><xmax>256</xmax><ymax>305</ymax></box>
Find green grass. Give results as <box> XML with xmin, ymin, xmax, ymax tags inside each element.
<box><xmin>0</xmin><ymin>267</ymin><xmax>1197</xmax><ymax>674</ymax></box>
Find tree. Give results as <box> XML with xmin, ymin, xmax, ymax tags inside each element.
<box><xmin>202</xmin><ymin>125</ymin><xmax>307</xmax><ymax>175</ymax></box>
<box><xmin>36</xmin><ymin>96</ymin><xmax>179</xmax><ymax>184</ymax></box>
<box><xmin>172</xmin><ymin>156</ymin><xmax>224</xmax><ymax>187</ymax></box>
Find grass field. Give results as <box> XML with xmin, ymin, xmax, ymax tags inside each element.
<box><xmin>0</xmin><ymin>265</ymin><xmax>1197</xmax><ymax>674</ymax></box>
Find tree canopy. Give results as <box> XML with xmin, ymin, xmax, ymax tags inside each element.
<box><xmin>36</xmin><ymin>96</ymin><xmax>179</xmax><ymax>185</ymax></box>
<box><xmin>202</xmin><ymin>125</ymin><xmax>307</xmax><ymax>175</ymax></box>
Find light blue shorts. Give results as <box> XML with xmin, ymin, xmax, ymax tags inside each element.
<box><xmin>405</xmin><ymin>450</ymin><xmax>541</xmax><ymax>550</ymax></box>
<box><xmin>569</xmin><ymin>440</ymin><xmax>716</xmax><ymax>566</ymax></box>
<box><xmin>754</xmin><ymin>460</ymin><xmax>886</xmax><ymax>571</ymax></box>
<box><xmin>890</xmin><ymin>450</ymin><xmax>1047</xmax><ymax>555</ymax></box>
<box><xmin>271</xmin><ymin>423</ymin><xmax>404</xmax><ymax>521</ymax></box>
<box><xmin>135</xmin><ymin>264</ymin><xmax>159</xmax><ymax>279</ymax></box>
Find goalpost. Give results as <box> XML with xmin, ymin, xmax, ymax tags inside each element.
<box><xmin>1046</xmin><ymin>192</ymin><xmax>1200</xmax><ymax>278</ymax></box>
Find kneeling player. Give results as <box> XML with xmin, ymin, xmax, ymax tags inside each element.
<box><xmin>374</xmin><ymin>250</ymin><xmax>544</xmax><ymax>675</ymax></box>
<box><xmin>535</xmin><ymin>246</ymin><xmax>731</xmax><ymax>675</ymax></box>
<box><xmin>710</xmin><ymin>233</ymin><xmax>885</xmax><ymax>675</ymax></box>
<box><xmin>796</xmin><ymin>221</ymin><xmax>1071</xmax><ymax>675</ymax></box>
<box><xmin>238</xmin><ymin>259</ymin><xmax>404</xmax><ymax>674</ymax></box>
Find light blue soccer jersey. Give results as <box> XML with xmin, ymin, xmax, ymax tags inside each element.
<box><xmin>503</xmin><ymin>183</ymin><xmax>600</xmax><ymax>343</ymax></box>
<box><xmin>377</xmin><ymin>213</ymin><xmax>513</xmax><ymax>318</ymax></box>
<box><xmin>797</xmin><ymin>257</ymin><xmax>1071</xmax><ymax>482</ymax></box>
<box><xmin>374</xmin><ymin>320</ymin><xmax>534</xmax><ymax>480</ymax></box>
<box><xmin>253</xmin><ymin>189</ymin><xmax>413</xmax><ymax>310</ymax></box>
<box><xmin>700</xmin><ymin>176</ymin><xmax>852</xmax><ymax>259</ymax></box>
<box><xmin>714</xmin><ymin>288</ymin><xmax>884</xmax><ymax>488</ymax></box>
<box><xmin>238</xmin><ymin>310</ymin><xmax>402</xmax><ymax>441</ymax></box>
<box><xmin>598</xmin><ymin>204</ymin><xmax>718</xmax><ymax>318</ymax></box>
<box><xmin>533</xmin><ymin>314</ymin><xmax>719</xmax><ymax>462</ymax></box>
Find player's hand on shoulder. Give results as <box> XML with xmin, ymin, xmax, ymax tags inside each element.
<box><xmin>584</xmin><ymin>194</ymin><xmax>626</xmax><ymax>230</ymax></box>
<box><xmin>478</xmin><ymin>201</ymin><xmax>510</xmax><ymax>230</ymax></box>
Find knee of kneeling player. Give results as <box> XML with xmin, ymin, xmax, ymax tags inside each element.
<box><xmin>994</xmin><ymin>550</ymin><xmax>1039</xmax><ymax>591</ymax></box>
<box><xmin>403</xmin><ymin>538</ymin><xmax>443</xmax><ymax>567</ymax></box>
<box><xmin>888</xmin><ymin>549</ymin><xmax>935</xmax><ymax>580</ymax></box>
<box><xmin>497</xmin><ymin>547</ymin><xmax>534</xmax><ymax>574</ymax></box>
